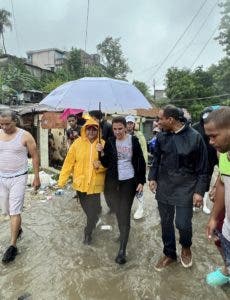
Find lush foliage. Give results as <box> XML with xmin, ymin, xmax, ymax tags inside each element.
<box><xmin>0</xmin><ymin>9</ymin><xmax>12</xmax><ymax>54</ymax></box>
<box><xmin>216</xmin><ymin>0</ymin><xmax>230</xmax><ymax>56</ymax></box>
<box><xmin>165</xmin><ymin>66</ymin><xmax>225</xmax><ymax>121</ymax></box>
<box><xmin>97</xmin><ymin>36</ymin><xmax>131</xmax><ymax>79</ymax></box>
<box><xmin>133</xmin><ymin>80</ymin><xmax>153</xmax><ymax>101</ymax></box>
<box><xmin>0</xmin><ymin>57</ymin><xmax>41</xmax><ymax>103</ymax></box>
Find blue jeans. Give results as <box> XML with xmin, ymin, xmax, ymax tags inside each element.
<box><xmin>157</xmin><ymin>202</ymin><xmax>193</xmax><ymax>259</ymax></box>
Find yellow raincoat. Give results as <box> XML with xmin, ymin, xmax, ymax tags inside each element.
<box><xmin>58</xmin><ymin>119</ymin><xmax>106</xmax><ymax>194</ymax></box>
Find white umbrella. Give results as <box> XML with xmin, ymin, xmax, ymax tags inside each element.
<box><xmin>39</xmin><ymin>77</ymin><xmax>152</xmax><ymax>112</ymax></box>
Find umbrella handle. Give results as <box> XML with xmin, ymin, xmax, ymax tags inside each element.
<box><xmin>98</xmin><ymin>101</ymin><xmax>101</xmax><ymax>159</ymax></box>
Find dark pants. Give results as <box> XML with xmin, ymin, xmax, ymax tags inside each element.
<box><xmin>78</xmin><ymin>192</ymin><xmax>101</xmax><ymax>236</ymax></box>
<box><xmin>158</xmin><ymin>201</ymin><xmax>193</xmax><ymax>260</ymax></box>
<box><xmin>108</xmin><ymin>178</ymin><xmax>136</xmax><ymax>248</ymax></box>
<box><xmin>104</xmin><ymin>189</ymin><xmax>113</xmax><ymax>211</ymax></box>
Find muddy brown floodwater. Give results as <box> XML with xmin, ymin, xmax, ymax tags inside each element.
<box><xmin>0</xmin><ymin>186</ymin><xmax>229</xmax><ymax>300</ymax></box>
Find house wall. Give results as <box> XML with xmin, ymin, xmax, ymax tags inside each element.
<box><xmin>29</xmin><ymin>50</ymin><xmax>56</xmax><ymax>70</ymax></box>
<box><xmin>25</xmin><ymin>64</ymin><xmax>43</xmax><ymax>78</ymax></box>
<box><xmin>28</xmin><ymin>50</ymin><xmax>65</xmax><ymax>71</ymax></box>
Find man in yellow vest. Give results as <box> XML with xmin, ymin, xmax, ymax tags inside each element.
<box><xmin>204</xmin><ymin>106</ymin><xmax>230</xmax><ymax>286</ymax></box>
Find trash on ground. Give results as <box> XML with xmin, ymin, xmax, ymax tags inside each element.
<box><xmin>101</xmin><ymin>225</ymin><xmax>112</xmax><ymax>231</ymax></box>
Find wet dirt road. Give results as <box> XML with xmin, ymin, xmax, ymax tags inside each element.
<box><xmin>0</xmin><ymin>186</ymin><xmax>229</xmax><ymax>300</ymax></box>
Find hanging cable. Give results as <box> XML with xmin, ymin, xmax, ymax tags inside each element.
<box><xmin>190</xmin><ymin>25</ymin><xmax>219</xmax><ymax>68</ymax></box>
<box><xmin>150</xmin><ymin>0</ymin><xmax>209</xmax><ymax>79</ymax></box>
<box><xmin>10</xmin><ymin>0</ymin><xmax>22</xmax><ymax>56</ymax></box>
<box><xmin>173</xmin><ymin>0</ymin><xmax>219</xmax><ymax>66</ymax></box>
<box><xmin>84</xmin><ymin>0</ymin><xmax>90</xmax><ymax>52</ymax></box>
<box><xmin>156</xmin><ymin>93</ymin><xmax>230</xmax><ymax>103</ymax></box>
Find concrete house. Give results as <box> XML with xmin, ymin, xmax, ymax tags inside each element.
<box><xmin>27</xmin><ymin>48</ymin><xmax>66</xmax><ymax>71</ymax></box>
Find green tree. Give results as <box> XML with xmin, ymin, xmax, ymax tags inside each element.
<box><xmin>97</xmin><ymin>36</ymin><xmax>131</xmax><ymax>79</ymax></box>
<box><xmin>84</xmin><ymin>64</ymin><xmax>108</xmax><ymax>77</ymax></box>
<box><xmin>0</xmin><ymin>9</ymin><xmax>12</xmax><ymax>54</ymax></box>
<box><xmin>165</xmin><ymin>66</ymin><xmax>218</xmax><ymax>121</ymax></box>
<box><xmin>0</xmin><ymin>57</ymin><xmax>42</xmax><ymax>101</ymax></box>
<box><xmin>208</xmin><ymin>57</ymin><xmax>230</xmax><ymax>94</ymax></box>
<box><xmin>64</xmin><ymin>48</ymin><xmax>83</xmax><ymax>79</ymax></box>
<box><xmin>165</xmin><ymin>67</ymin><xmax>197</xmax><ymax>100</ymax></box>
<box><xmin>216</xmin><ymin>0</ymin><xmax>230</xmax><ymax>56</ymax></box>
<box><xmin>133</xmin><ymin>80</ymin><xmax>153</xmax><ymax>101</ymax></box>
<box><xmin>42</xmin><ymin>78</ymin><xmax>66</xmax><ymax>93</ymax></box>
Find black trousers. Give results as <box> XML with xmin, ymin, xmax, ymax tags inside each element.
<box><xmin>158</xmin><ymin>201</ymin><xmax>193</xmax><ymax>259</ymax></box>
<box><xmin>106</xmin><ymin>178</ymin><xmax>136</xmax><ymax>247</ymax></box>
<box><xmin>78</xmin><ymin>192</ymin><xmax>101</xmax><ymax>235</ymax></box>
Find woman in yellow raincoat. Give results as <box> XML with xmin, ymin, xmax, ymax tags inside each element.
<box><xmin>58</xmin><ymin>119</ymin><xmax>106</xmax><ymax>245</ymax></box>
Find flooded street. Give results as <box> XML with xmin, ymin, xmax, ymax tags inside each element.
<box><xmin>0</xmin><ymin>186</ymin><xmax>229</xmax><ymax>300</ymax></box>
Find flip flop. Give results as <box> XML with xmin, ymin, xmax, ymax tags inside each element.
<box><xmin>206</xmin><ymin>268</ymin><xmax>230</xmax><ymax>286</ymax></box>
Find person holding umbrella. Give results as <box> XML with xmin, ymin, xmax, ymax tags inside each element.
<box><xmin>97</xmin><ymin>116</ymin><xmax>146</xmax><ymax>264</ymax></box>
<box><xmin>58</xmin><ymin>119</ymin><xmax>106</xmax><ymax>245</ymax></box>
<box><xmin>89</xmin><ymin>110</ymin><xmax>114</xmax><ymax>213</ymax></box>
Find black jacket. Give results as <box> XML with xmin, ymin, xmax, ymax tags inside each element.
<box><xmin>100</xmin><ymin>135</ymin><xmax>146</xmax><ymax>185</ymax></box>
<box><xmin>101</xmin><ymin>120</ymin><xmax>114</xmax><ymax>141</ymax></box>
<box><xmin>148</xmin><ymin>124</ymin><xmax>208</xmax><ymax>207</ymax></box>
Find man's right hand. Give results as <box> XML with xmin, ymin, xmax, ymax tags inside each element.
<box><xmin>149</xmin><ymin>180</ymin><xmax>157</xmax><ymax>193</ymax></box>
<box><xmin>206</xmin><ymin>217</ymin><xmax>217</xmax><ymax>240</ymax></box>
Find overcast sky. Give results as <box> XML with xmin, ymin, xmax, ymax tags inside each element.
<box><xmin>0</xmin><ymin>0</ymin><xmax>225</xmax><ymax>90</ymax></box>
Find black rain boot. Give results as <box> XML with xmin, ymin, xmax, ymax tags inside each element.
<box><xmin>115</xmin><ymin>240</ymin><xmax>127</xmax><ymax>264</ymax></box>
<box><xmin>83</xmin><ymin>233</ymin><xmax>92</xmax><ymax>245</ymax></box>
<box><xmin>83</xmin><ymin>227</ymin><xmax>92</xmax><ymax>245</ymax></box>
<box><xmin>115</xmin><ymin>230</ymin><xmax>129</xmax><ymax>265</ymax></box>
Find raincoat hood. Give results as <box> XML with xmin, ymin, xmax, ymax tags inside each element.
<box><xmin>81</xmin><ymin>118</ymin><xmax>99</xmax><ymax>140</ymax></box>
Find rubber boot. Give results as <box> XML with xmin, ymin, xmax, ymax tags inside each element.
<box><xmin>115</xmin><ymin>229</ymin><xmax>129</xmax><ymax>265</ymax></box>
<box><xmin>115</xmin><ymin>240</ymin><xmax>127</xmax><ymax>264</ymax></box>
<box><xmin>83</xmin><ymin>227</ymin><xmax>92</xmax><ymax>245</ymax></box>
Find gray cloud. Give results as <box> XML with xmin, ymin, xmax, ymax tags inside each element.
<box><xmin>1</xmin><ymin>0</ymin><xmax>224</xmax><ymax>89</ymax></box>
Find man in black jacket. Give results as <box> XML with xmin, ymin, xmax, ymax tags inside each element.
<box><xmin>149</xmin><ymin>105</ymin><xmax>208</xmax><ymax>271</ymax></box>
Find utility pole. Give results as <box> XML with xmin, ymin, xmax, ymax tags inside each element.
<box><xmin>153</xmin><ymin>79</ymin><xmax>156</xmax><ymax>100</ymax></box>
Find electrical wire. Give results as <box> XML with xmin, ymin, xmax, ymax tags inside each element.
<box><xmin>150</xmin><ymin>0</ymin><xmax>209</xmax><ymax>79</ymax></box>
<box><xmin>173</xmin><ymin>0</ymin><xmax>219</xmax><ymax>66</ymax></box>
<box><xmin>10</xmin><ymin>0</ymin><xmax>22</xmax><ymax>56</ymax></box>
<box><xmin>84</xmin><ymin>0</ymin><xmax>90</xmax><ymax>52</ymax></box>
<box><xmin>157</xmin><ymin>93</ymin><xmax>230</xmax><ymax>103</ymax></box>
<box><xmin>190</xmin><ymin>25</ymin><xmax>219</xmax><ymax>68</ymax></box>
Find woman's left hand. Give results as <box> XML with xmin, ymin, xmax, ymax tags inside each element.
<box><xmin>136</xmin><ymin>183</ymin><xmax>143</xmax><ymax>193</ymax></box>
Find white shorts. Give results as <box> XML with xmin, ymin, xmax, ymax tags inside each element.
<box><xmin>0</xmin><ymin>174</ymin><xmax>28</xmax><ymax>215</ymax></box>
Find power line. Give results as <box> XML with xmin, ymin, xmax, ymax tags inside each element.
<box><xmin>84</xmin><ymin>0</ymin><xmax>90</xmax><ymax>52</ymax></box>
<box><xmin>150</xmin><ymin>0</ymin><xmax>209</xmax><ymax>79</ymax></box>
<box><xmin>173</xmin><ymin>0</ymin><xmax>218</xmax><ymax>66</ymax></box>
<box><xmin>10</xmin><ymin>0</ymin><xmax>22</xmax><ymax>56</ymax></box>
<box><xmin>190</xmin><ymin>25</ymin><xmax>219</xmax><ymax>68</ymax></box>
<box><xmin>160</xmin><ymin>93</ymin><xmax>230</xmax><ymax>103</ymax></box>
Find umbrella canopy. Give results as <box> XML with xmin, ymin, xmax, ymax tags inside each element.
<box><xmin>60</xmin><ymin>108</ymin><xmax>84</xmax><ymax>120</ymax></box>
<box><xmin>39</xmin><ymin>77</ymin><xmax>152</xmax><ymax>112</ymax></box>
